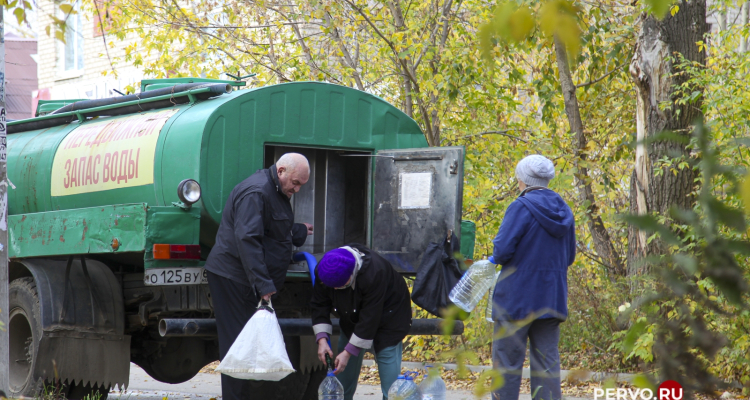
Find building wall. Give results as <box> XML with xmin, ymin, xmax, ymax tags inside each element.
<box><xmin>5</xmin><ymin>36</ymin><xmax>38</xmax><ymax>120</ymax></box>
<box><xmin>35</xmin><ymin>0</ymin><xmax>152</xmax><ymax>101</ymax></box>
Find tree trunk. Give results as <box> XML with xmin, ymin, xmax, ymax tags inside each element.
<box><xmin>627</xmin><ymin>0</ymin><xmax>707</xmax><ymax>275</ymax></box>
<box><xmin>553</xmin><ymin>36</ymin><xmax>625</xmax><ymax>277</ymax></box>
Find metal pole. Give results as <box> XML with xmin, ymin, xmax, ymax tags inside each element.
<box><xmin>0</xmin><ymin>8</ymin><xmax>9</xmax><ymax>396</ymax></box>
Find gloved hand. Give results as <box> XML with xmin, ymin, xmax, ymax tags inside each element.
<box><xmin>488</xmin><ymin>256</ymin><xmax>497</xmax><ymax>264</ymax></box>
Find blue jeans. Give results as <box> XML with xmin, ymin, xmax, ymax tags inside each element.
<box><xmin>336</xmin><ymin>333</ymin><xmax>403</xmax><ymax>400</ymax></box>
<box><xmin>492</xmin><ymin>318</ymin><xmax>561</xmax><ymax>400</ymax></box>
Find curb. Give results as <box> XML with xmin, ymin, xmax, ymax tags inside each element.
<box><xmin>362</xmin><ymin>360</ymin><xmax>638</xmax><ymax>383</ymax></box>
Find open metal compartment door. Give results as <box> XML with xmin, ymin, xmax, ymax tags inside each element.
<box><xmin>372</xmin><ymin>146</ymin><xmax>464</xmax><ymax>273</ymax></box>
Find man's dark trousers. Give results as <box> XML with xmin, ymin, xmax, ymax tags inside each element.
<box><xmin>208</xmin><ymin>270</ymin><xmax>259</xmax><ymax>400</ymax></box>
<box><xmin>492</xmin><ymin>318</ymin><xmax>561</xmax><ymax>400</ymax></box>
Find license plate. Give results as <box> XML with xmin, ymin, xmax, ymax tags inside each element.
<box><xmin>144</xmin><ymin>268</ymin><xmax>208</xmax><ymax>286</ymax></box>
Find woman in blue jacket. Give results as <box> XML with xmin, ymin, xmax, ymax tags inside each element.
<box><xmin>490</xmin><ymin>155</ymin><xmax>576</xmax><ymax>400</ymax></box>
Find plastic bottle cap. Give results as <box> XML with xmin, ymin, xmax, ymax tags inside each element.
<box><xmin>327</xmin><ymin>371</ymin><xmax>335</xmax><ymax>377</ymax></box>
<box><xmin>397</xmin><ymin>375</ymin><xmax>405</xmax><ymax>379</ymax></box>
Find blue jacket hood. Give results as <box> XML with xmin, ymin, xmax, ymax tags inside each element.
<box><xmin>516</xmin><ymin>189</ymin><xmax>574</xmax><ymax>238</ymax></box>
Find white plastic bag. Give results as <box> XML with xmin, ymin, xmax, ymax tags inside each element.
<box><xmin>215</xmin><ymin>299</ymin><xmax>295</xmax><ymax>381</ymax></box>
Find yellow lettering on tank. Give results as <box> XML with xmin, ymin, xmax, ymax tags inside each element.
<box><xmin>51</xmin><ymin>109</ymin><xmax>178</xmax><ymax>196</ymax></box>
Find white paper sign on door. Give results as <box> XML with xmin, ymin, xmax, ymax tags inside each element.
<box><xmin>399</xmin><ymin>172</ymin><xmax>432</xmax><ymax>209</ymax></box>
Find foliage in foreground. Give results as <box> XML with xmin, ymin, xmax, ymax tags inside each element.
<box><xmin>616</xmin><ymin>23</ymin><xmax>750</xmax><ymax>395</ymax></box>
<box><xmin>620</xmin><ymin>122</ymin><xmax>750</xmax><ymax>397</ymax></box>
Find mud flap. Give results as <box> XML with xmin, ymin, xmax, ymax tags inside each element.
<box><xmin>298</xmin><ymin>335</ymin><xmax>338</xmax><ymax>374</ymax></box>
<box><xmin>13</xmin><ymin>258</ymin><xmax>130</xmax><ymax>390</ymax></box>
<box><xmin>36</xmin><ymin>334</ymin><xmax>131</xmax><ymax>389</ymax></box>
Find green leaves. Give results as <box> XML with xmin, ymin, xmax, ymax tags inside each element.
<box><xmin>491</xmin><ymin>2</ymin><xmax>535</xmax><ymax>42</ymax></box>
<box><xmin>539</xmin><ymin>0</ymin><xmax>581</xmax><ymax>59</ymax></box>
<box><xmin>742</xmin><ymin>172</ymin><xmax>750</xmax><ymax>215</ymax></box>
<box><xmin>621</xmin><ymin>214</ymin><xmax>682</xmax><ymax>246</ymax></box>
<box><xmin>13</xmin><ymin>5</ymin><xmax>25</xmax><ymax>23</ymax></box>
<box><xmin>621</xmin><ymin>319</ymin><xmax>649</xmax><ymax>356</ymax></box>
<box><xmin>480</xmin><ymin>1</ymin><xmax>581</xmax><ymax>61</ymax></box>
<box><xmin>631</xmin><ymin>374</ymin><xmax>656</xmax><ymax>391</ymax></box>
<box><xmin>644</xmin><ymin>0</ymin><xmax>675</xmax><ymax>19</ymax></box>
<box><xmin>59</xmin><ymin>3</ymin><xmax>76</xmax><ymax>14</ymax></box>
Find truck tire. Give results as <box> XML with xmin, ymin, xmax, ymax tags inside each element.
<box><xmin>8</xmin><ymin>277</ymin><xmax>43</xmax><ymax>398</ymax></box>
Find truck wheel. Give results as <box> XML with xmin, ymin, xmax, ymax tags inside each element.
<box><xmin>8</xmin><ymin>278</ymin><xmax>43</xmax><ymax>398</ymax></box>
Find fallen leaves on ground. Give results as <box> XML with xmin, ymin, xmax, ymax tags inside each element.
<box><xmin>357</xmin><ymin>366</ymin><xmax>600</xmax><ymax>396</ymax></box>
<box><xmin>198</xmin><ymin>359</ymin><xmax>748</xmax><ymax>399</ymax></box>
<box><xmin>200</xmin><ymin>361</ymin><xmax>220</xmax><ymax>374</ymax></box>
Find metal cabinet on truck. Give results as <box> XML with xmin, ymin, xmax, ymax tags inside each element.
<box><xmin>2</xmin><ymin>79</ymin><xmax>472</xmax><ymax>400</ymax></box>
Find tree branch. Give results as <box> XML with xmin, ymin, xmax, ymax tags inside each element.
<box><xmin>554</xmin><ymin>35</ymin><xmax>625</xmax><ymax>277</ymax></box>
<box><xmin>158</xmin><ymin>21</ymin><xmax>324</xmax><ymax>29</ymax></box>
<box><xmin>324</xmin><ymin>12</ymin><xmax>365</xmax><ymax>91</ymax></box>
<box><xmin>456</xmin><ymin>129</ymin><xmax>531</xmax><ymax>143</ymax></box>
<box><xmin>575</xmin><ymin>62</ymin><xmax>626</xmax><ymax>88</ymax></box>
<box><xmin>93</xmin><ymin>0</ymin><xmax>117</xmax><ymax>78</ymax></box>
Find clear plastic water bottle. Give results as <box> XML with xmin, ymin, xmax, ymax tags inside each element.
<box><xmin>485</xmin><ymin>271</ymin><xmax>501</xmax><ymax>323</ymax></box>
<box><xmin>418</xmin><ymin>365</ymin><xmax>446</xmax><ymax>400</ymax></box>
<box><xmin>388</xmin><ymin>373</ymin><xmax>422</xmax><ymax>400</ymax></box>
<box><xmin>449</xmin><ymin>259</ymin><xmax>496</xmax><ymax>312</ymax></box>
<box><xmin>318</xmin><ymin>371</ymin><xmax>344</xmax><ymax>400</ymax></box>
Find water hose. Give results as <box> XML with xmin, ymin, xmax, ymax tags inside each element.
<box><xmin>293</xmin><ymin>251</ymin><xmax>318</xmax><ymax>286</ymax></box>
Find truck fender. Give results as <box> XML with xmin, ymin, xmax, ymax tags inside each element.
<box><xmin>11</xmin><ymin>258</ymin><xmax>130</xmax><ymax>389</ymax></box>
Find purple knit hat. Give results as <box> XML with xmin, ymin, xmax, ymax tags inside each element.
<box><xmin>318</xmin><ymin>248</ymin><xmax>356</xmax><ymax>288</ymax></box>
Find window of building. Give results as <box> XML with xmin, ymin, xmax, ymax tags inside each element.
<box><xmin>58</xmin><ymin>1</ymin><xmax>85</xmax><ymax>72</ymax></box>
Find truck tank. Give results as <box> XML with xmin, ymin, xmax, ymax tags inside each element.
<box><xmin>3</xmin><ymin>80</ymin><xmax>470</xmax><ymax>400</ymax></box>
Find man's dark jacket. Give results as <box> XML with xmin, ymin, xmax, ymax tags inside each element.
<box><xmin>205</xmin><ymin>165</ymin><xmax>308</xmax><ymax>296</ymax></box>
<box><xmin>310</xmin><ymin>244</ymin><xmax>412</xmax><ymax>353</ymax></box>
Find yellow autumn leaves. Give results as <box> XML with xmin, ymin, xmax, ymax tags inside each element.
<box><xmin>479</xmin><ymin>0</ymin><xmax>677</xmax><ymax>64</ymax></box>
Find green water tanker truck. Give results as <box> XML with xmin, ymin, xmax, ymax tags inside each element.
<box><xmin>2</xmin><ymin>79</ymin><xmax>474</xmax><ymax>400</ymax></box>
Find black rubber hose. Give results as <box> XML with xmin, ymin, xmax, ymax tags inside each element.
<box><xmin>8</xmin><ymin>83</ymin><xmax>232</xmax><ymax>134</ymax></box>
<box><xmin>8</xmin><ymin>115</ymin><xmax>76</xmax><ymax>134</ymax></box>
<box><xmin>50</xmin><ymin>83</ymin><xmax>232</xmax><ymax>115</ymax></box>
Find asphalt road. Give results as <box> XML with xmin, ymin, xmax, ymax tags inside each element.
<box><xmin>112</xmin><ymin>363</ymin><xmax>593</xmax><ymax>400</ymax></box>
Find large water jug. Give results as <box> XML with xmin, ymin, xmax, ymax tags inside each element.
<box><xmin>485</xmin><ymin>270</ymin><xmax>502</xmax><ymax>323</ymax></box>
<box><xmin>318</xmin><ymin>371</ymin><xmax>344</xmax><ymax>400</ymax></box>
<box><xmin>387</xmin><ymin>373</ymin><xmax>422</xmax><ymax>400</ymax></box>
<box><xmin>449</xmin><ymin>259</ymin><xmax>496</xmax><ymax>312</ymax></box>
<box><xmin>418</xmin><ymin>365</ymin><xmax>446</xmax><ymax>400</ymax></box>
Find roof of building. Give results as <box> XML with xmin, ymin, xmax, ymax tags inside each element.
<box><xmin>5</xmin><ymin>33</ymin><xmax>38</xmax><ymax>120</ymax></box>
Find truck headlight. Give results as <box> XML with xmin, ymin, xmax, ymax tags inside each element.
<box><xmin>178</xmin><ymin>179</ymin><xmax>202</xmax><ymax>205</ymax></box>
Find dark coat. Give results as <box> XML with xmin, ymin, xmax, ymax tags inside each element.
<box><xmin>205</xmin><ymin>166</ymin><xmax>308</xmax><ymax>296</ymax></box>
<box><xmin>492</xmin><ymin>189</ymin><xmax>576</xmax><ymax>321</ymax></box>
<box><xmin>311</xmin><ymin>244</ymin><xmax>412</xmax><ymax>353</ymax></box>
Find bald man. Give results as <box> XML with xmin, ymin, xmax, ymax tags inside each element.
<box><xmin>205</xmin><ymin>153</ymin><xmax>313</xmax><ymax>400</ymax></box>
